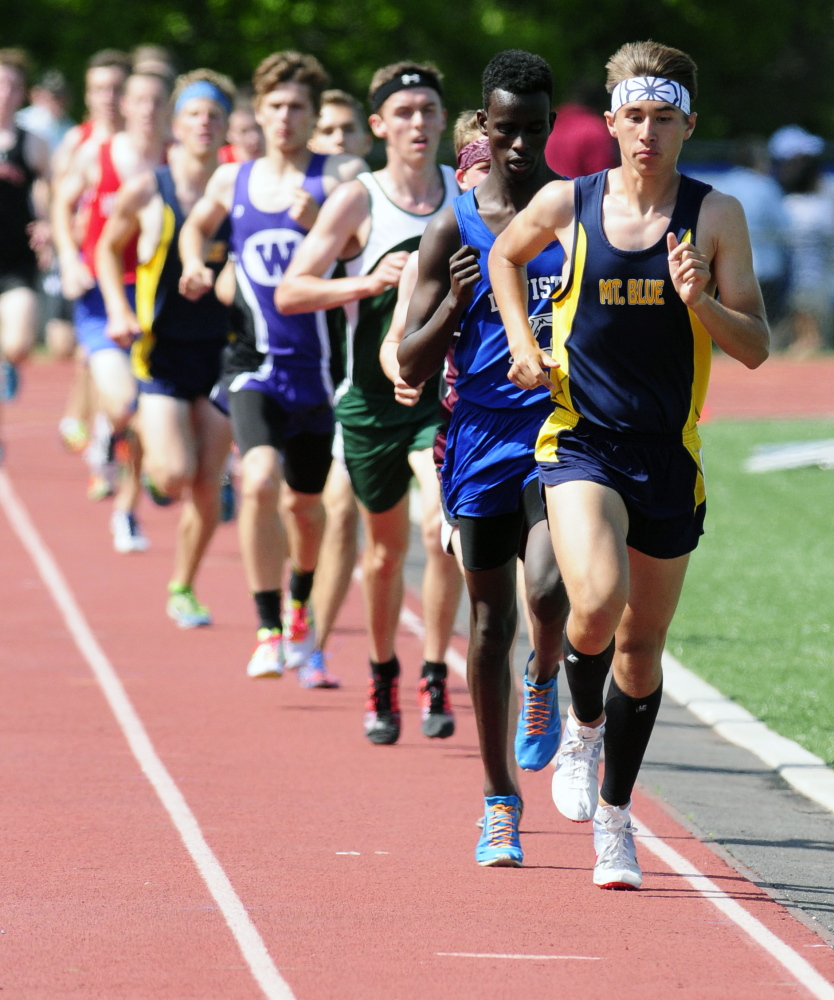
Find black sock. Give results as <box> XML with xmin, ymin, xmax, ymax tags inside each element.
<box><xmin>370</xmin><ymin>656</ymin><xmax>400</xmax><ymax>682</ymax></box>
<box><xmin>253</xmin><ymin>590</ymin><xmax>282</xmax><ymax>631</ymax></box>
<box><xmin>289</xmin><ymin>568</ymin><xmax>314</xmax><ymax>604</ymax></box>
<box><xmin>420</xmin><ymin>660</ymin><xmax>447</xmax><ymax>681</ymax></box>
<box><xmin>563</xmin><ymin>628</ymin><xmax>615</xmax><ymax>723</ymax></box>
<box><xmin>599</xmin><ymin>675</ymin><xmax>663</xmax><ymax>807</ymax></box>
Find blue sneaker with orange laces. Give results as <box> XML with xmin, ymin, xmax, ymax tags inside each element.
<box><xmin>476</xmin><ymin>794</ymin><xmax>523</xmax><ymax>867</ymax></box>
<box><xmin>514</xmin><ymin>652</ymin><xmax>560</xmax><ymax>771</ymax></box>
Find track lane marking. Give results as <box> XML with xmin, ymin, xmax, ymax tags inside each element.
<box><xmin>437</xmin><ymin>952</ymin><xmax>601</xmax><ymax>961</ymax></box>
<box><xmin>0</xmin><ymin>470</ymin><xmax>296</xmax><ymax>1000</ymax></box>
<box><xmin>399</xmin><ymin>594</ymin><xmax>834</xmax><ymax>1000</ymax></box>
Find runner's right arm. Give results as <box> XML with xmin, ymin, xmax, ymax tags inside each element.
<box><xmin>490</xmin><ymin>180</ymin><xmax>573</xmax><ymax>390</ymax></box>
<box><xmin>397</xmin><ymin>207</ymin><xmax>477</xmax><ymax>387</ymax></box>
<box><xmin>96</xmin><ymin>173</ymin><xmax>156</xmax><ymax>347</ymax></box>
<box><xmin>51</xmin><ymin>141</ymin><xmax>97</xmax><ymax>300</ymax></box>
<box><xmin>178</xmin><ymin>162</ymin><xmax>237</xmax><ymax>301</ymax></box>
<box><xmin>276</xmin><ymin>180</ymin><xmax>409</xmax><ymax>314</ymax></box>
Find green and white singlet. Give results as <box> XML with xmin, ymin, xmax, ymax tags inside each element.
<box><xmin>336</xmin><ymin>165</ymin><xmax>459</xmax><ymax>429</ymax></box>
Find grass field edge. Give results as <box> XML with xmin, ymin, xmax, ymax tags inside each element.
<box><xmin>662</xmin><ymin>650</ymin><xmax>834</xmax><ymax>815</ymax></box>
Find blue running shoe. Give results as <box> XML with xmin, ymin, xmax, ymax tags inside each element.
<box><xmin>298</xmin><ymin>648</ymin><xmax>340</xmax><ymax>689</ymax></box>
<box><xmin>219</xmin><ymin>473</ymin><xmax>236</xmax><ymax>522</ymax></box>
<box><xmin>514</xmin><ymin>652</ymin><xmax>561</xmax><ymax>771</ymax></box>
<box><xmin>476</xmin><ymin>794</ymin><xmax>523</xmax><ymax>867</ymax></box>
<box><xmin>1</xmin><ymin>360</ymin><xmax>19</xmax><ymax>402</ymax></box>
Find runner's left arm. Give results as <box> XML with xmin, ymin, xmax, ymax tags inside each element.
<box><xmin>397</xmin><ymin>207</ymin><xmax>476</xmax><ymax>387</ymax></box>
<box><xmin>668</xmin><ymin>191</ymin><xmax>769</xmax><ymax>369</ymax></box>
<box><xmin>380</xmin><ymin>252</ymin><xmax>424</xmax><ymax>405</ymax></box>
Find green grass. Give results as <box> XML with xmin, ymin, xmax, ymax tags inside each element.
<box><xmin>667</xmin><ymin>418</ymin><xmax>834</xmax><ymax>766</ymax></box>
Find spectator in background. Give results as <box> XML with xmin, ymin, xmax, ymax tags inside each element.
<box><xmin>16</xmin><ymin>70</ymin><xmax>74</xmax><ymax>153</ymax></box>
<box><xmin>544</xmin><ymin>77</ymin><xmax>617</xmax><ymax>178</ymax></box>
<box><xmin>711</xmin><ymin>137</ymin><xmax>790</xmax><ymax>329</ymax></box>
<box><xmin>770</xmin><ymin>126</ymin><xmax>834</xmax><ymax>353</ymax></box>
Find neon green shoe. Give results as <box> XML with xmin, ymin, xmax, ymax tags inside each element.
<box><xmin>166</xmin><ymin>585</ymin><xmax>211</xmax><ymax>629</ymax></box>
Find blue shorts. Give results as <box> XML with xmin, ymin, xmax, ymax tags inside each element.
<box><xmin>536</xmin><ymin>414</ymin><xmax>706</xmax><ymax>559</ymax></box>
<box><xmin>441</xmin><ymin>397</ymin><xmax>552</xmax><ymax>518</ymax></box>
<box><xmin>74</xmin><ymin>283</ymin><xmax>134</xmax><ymax>357</ymax></box>
<box><xmin>135</xmin><ymin>337</ymin><xmax>225</xmax><ymax>403</ymax></box>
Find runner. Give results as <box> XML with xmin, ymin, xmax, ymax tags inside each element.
<box><xmin>0</xmin><ymin>48</ymin><xmax>50</xmax><ymax>449</ymax></box>
<box><xmin>179</xmin><ymin>51</ymin><xmax>365</xmax><ymax>683</ymax></box>
<box><xmin>54</xmin><ymin>68</ymin><xmax>170</xmax><ymax>551</ymax></box>
<box><xmin>218</xmin><ymin>90</ymin><xmax>264</xmax><ymax>164</ymax></box>
<box><xmin>277</xmin><ymin>62</ymin><xmax>461</xmax><ymax>745</ymax></box>
<box><xmin>490</xmin><ymin>40</ymin><xmax>769</xmax><ymax>887</ymax></box>
<box><xmin>96</xmin><ymin>70</ymin><xmax>235</xmax><ymax>628</ymax></box>
<box><xmin>51</xmin><ymin>49</ymin><xmax>132</xmax><ymax>453</ymax></box>
<box><xmin>398</xmin><ymin>51</ymin><xmax>569</xmax><ymax>865</ymax></box>
<box><xmin>309</xmin><ymin>90</ymin><xmax>372</xmax><ymax>158</ymax></box>
<box><xmin>304</xmin><ymin>87</ymin><xmax>372</xmax><ymax>704</ymax></box>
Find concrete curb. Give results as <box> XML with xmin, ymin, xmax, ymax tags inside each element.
<box><xmin>662</xmin><ymin>651</ymin><xmax>834</xmax><ymax>816</ymax></box>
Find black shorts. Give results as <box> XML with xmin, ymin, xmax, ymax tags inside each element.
<box><xmin>457</xmin><ymin>478</ymin><xmax>547</xmax><ymax>572</ymax></box>
<box><xmin>228</xmin><ymin>388</ymin><xmax>333</xmax><ymax>495</ymax></box>
<box><xmin>134</xmin><ymin>337</ymin><xmax>225</xmax><ymax>403</ymax></box>
<box><xmin>0</xmin><ymin>264</ymin><xmax>37</xmax><ymax>296</ymax></box>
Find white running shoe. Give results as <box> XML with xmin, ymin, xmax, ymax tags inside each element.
<box><xmin>247</xmin><ymin>628</ymin><xmax>284</xmax><ymax>678</ymax></box>
<box><xmin>283</xmin><ymin>600</ymin><xmax>316</xmax><ymax>670</ymax></box>
<box><xmin>551</xmin><ymin>711</ymin><xmax>604</xmax><ymax>821</ymax></box>
<box><xmin>111</xmin><ymin>511</ymin><xmax>149</xmax><ymax>553</ymax></box>
<box><xmin>593</xmin><ymin>801</ymin><xmax>642</xmax><ymax>890</ymax></box>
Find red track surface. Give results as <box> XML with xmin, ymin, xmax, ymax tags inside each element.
<box><xmin>2</xmin><ymin>360</ymin><xmax>834</xmax><ymax>999</ymax></box>
<box><xmin>705</xmin><ymin>355</ymin><xmax>834</xmax><ymax>420</ymax></box>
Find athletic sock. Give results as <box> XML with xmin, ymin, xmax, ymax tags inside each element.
<box><xmin>253</xmin><ymin>590</ymin><xmax>282</xmax><ymax>632</ymax></box>
<box><xmin>370</xmin><ymin>656</ymin><xmax>400</xmax><ymax>682</ymax></box>
<box><xmin>289</xmin><ymin>568</ymin><xmax>315</xmax><ymax>605</ymax></box>
<box><xmin>420</xmin><ymin>660</ymin><xmax>447</xmax><ymax>681</ymax></box>
<box><xmin>599</xmin><ymin>675</ymin><xmax>663</xmax><ymax>807</ymax></box>
<box><xmin>563</xmin><ymin>628</ymin><xmax>615</xmax><ymax>724</ymax></box>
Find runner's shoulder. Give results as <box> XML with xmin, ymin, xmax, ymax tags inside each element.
<box><xmin>323</xmin><ymin>153</ymin><xmax>368</xmax><ymax>187</ymax></box>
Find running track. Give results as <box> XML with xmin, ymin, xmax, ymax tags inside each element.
<box><xmin>2</xmin><ymin>359</ymin><xmax>833</xmax><ymax>999</ymax></box>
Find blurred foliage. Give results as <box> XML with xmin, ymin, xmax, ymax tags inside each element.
<box><xmin>4</xmin><ymin>0</ymin><xmax>833</xmax><ymax>139</ymax></box>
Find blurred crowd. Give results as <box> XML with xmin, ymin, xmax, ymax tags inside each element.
<box><xmin>706</xmin><ymin>126</ymin><xmax>834</xmax><ymax>355</ymax></box>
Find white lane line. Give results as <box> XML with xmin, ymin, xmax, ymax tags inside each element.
<box><xmin>399</xmin><ymin>588</ymin><xmax>834</xmax><ymax>998</ymax></box>
<box><xmin>634</xmin><ymin>816</ymin><xmax>834</xmax><ymax>1000</ymax></box>
<box><xmin>437</xmin><ymin>952</ymin><xmax>601</xmax><ymax>961</ymax></box>
<box><xmin>662</xmin><ymin>652</ymin><xmax>834</xmax><ymax>815</ymax></box>
<box><xmin>0</xmin><ymin>470</ymin><xmax>295</xmax><ymax>1000</ymax></box>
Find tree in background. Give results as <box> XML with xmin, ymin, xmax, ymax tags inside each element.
<box><xmin>5</xmin><ymin>0</ymin><xmax>833</xmax><ymax>140</ymax></box>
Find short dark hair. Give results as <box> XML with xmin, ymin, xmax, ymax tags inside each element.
<box><xmin>86</xmin><ymin>49</ymin><xmax>133</xmax><ymax>76</ymax></box>
<box><xmin>482</xmin><ymin>50</ymin><xmax>553</xmax><ymax>110</ymax></box>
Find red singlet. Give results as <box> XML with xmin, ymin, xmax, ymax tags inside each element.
<box><xmin>80</xmin><ymin>138</ymin><xmax>138</xmax><ymax>281</ymax></box>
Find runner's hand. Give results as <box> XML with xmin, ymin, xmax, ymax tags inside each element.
<box><xmin>449</xmin><ymin>244</ymin><xmax>481</xmax><ymax>307</ymax></box>
<box><xmin>179</xmin><ymin>263</ymin><xmax>215</xmax><ymax>301</ymax></box>
<box><xmin>369</xmin><ymin>251</ymin><xmax>410</xmax><ymax>295</ymax></box>
<box><xmin>508</xmin><ymin>344</ymin><xmax>560</xmax><ymax>390</ymax></box>
<box><xmin>106</xmin><ymin>307</ymin><xmax>141</xmax><ymax>349</ymax></box>
<box><xmin>288</xmin><ymin>187</ymin><xmax>320</xmax><ymax>231</ymax></box>
<box><xmin>60</xmin><ymin>255</ymin><xmax>95</xmax><ymax>300</ymax></box>
<box><xmin>393</xmin><ymin>376</ymin><xmax>423</xmax><ymax>406</ymax></box>
<box><xmin>667</xmin><ymin>232</ymin><xmax>710</xmax><ymax>308</ymax></box>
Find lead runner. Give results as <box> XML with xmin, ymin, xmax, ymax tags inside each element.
<box><xmin>489</xmin><ymin>40</ymin><xmax>769</xmax><ymax>889</ymax></box>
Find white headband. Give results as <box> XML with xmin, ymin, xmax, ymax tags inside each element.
<box><xmin>611</xmin><ymin>76</ymin><xmax>691</xmax><ymax>115</ymax></box>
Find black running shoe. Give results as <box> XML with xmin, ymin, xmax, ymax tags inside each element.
<box><xmin>418</xmin><ymin>675</ymin><xmax>455</xmax><ymax>738</ymax></box>
<box><xmin>364</xmin><ymin>675</ymin><xmax>401</xmax><ymax>745</ymax></box>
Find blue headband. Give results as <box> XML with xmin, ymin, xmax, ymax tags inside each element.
<box><xmin>174</xmin><ymin>81</ymin><xmax>232</xmax><ymax>116</ymax></box>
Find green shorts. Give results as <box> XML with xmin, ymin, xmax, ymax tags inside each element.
<box><xmin>341</xmin><ymin>416</ymin><xmax>439</xmax><ymax>513</ymax></box>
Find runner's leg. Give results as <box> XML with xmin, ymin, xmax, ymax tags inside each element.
<box><xmin>312</xmin><ymin>460</ymin><xmax>359</xmax><ymax>648</ymax></box>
